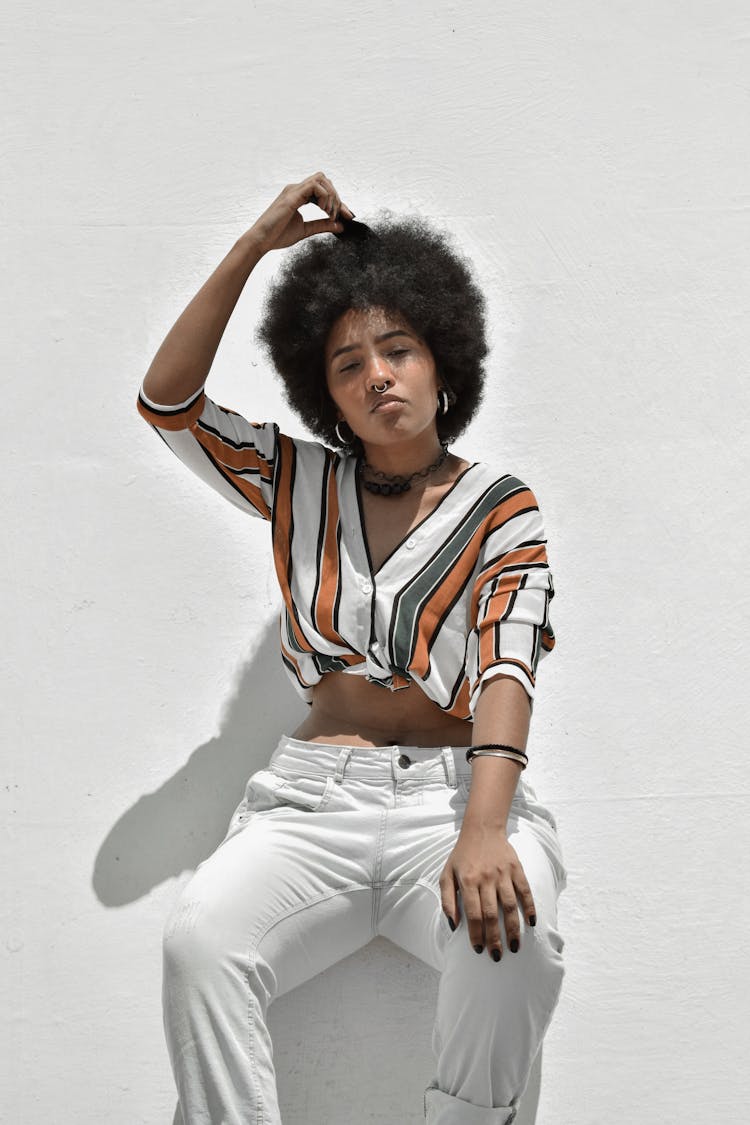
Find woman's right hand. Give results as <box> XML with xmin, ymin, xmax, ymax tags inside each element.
<box><xmin>247</xmin><ymin>173</ymin><xmax>355</xmax><ymax>254</ymax></box>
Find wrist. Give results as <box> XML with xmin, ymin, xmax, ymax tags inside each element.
<box><xmin>462</xmin><ymin>753</ymin><xmax>522</xmax><ymax>834</ymax></box>
<box><xmin>461</xmin><ymin>810</ymin><xmax>509</xmax><ymax>834</ymax></box>
<box><xmin>236</xmin><ymin>229</ymin><xmax>268</xmax><ymax>262</ymax></box>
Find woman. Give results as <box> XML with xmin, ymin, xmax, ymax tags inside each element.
<box><xmin>138</xmin><ymin>172</ymin><xmax>567</xmax><ymax>1125</ymax></box>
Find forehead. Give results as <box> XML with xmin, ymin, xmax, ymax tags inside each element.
<box><xmin>325</xmin><ymin>306</ymin><xmax>414</xmax><ymax>356</ymax></box>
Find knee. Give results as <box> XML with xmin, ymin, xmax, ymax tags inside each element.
<box><xmin>528</xmin><ymin>920</ymin><xmax>565</xmax><ymax>985</ymax></box>
<box><xmin>161</xmin><ymin>884</ymin><xmax>274</xmax><ymax>1007</ymax></box>
<box><xmin>162</xmin><ymin>888</ymin><xmax>229</xmax><ymax>982</ymax></box>
<box><xmin>490</xmin><ymin>922</ymin><xmax>566</xmax><ymax>1018</ymax></box>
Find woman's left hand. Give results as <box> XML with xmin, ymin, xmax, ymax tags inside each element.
<box><xmin>439</xmin><ymin>822</ymin><xmax>536</xmax><ymax>961</ymax></box>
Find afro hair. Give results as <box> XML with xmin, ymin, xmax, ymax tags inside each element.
<box><xmin>254</xmin><ymin>209</ymin><xmax>489</xmax><ymax>456</ymax></box>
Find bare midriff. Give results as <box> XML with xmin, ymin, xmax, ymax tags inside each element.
<box><xmin>290</xmin><ymin>669</ymin><xmax>474</xmax><ymax>749</ymax></box>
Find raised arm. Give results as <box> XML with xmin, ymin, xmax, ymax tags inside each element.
<box><xmin>142</xmin><ymin>173</ymin><xmax>354</xmax><ymax>406</ymax></box>
<box><xmin>137</xmin><ymin>175</ymin><xmax>355</xmax><ymax>519</ymax></box>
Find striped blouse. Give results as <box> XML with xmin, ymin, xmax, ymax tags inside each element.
<box><xmin>136</xmin><ymin>380</ymin><xmax>556</xmax><ymax>720</ymax></box>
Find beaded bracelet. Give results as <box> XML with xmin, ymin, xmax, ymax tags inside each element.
<box><xmin>465</xmin><ymin>743</ymin><xmax>528</xmax><ymax>770</ymax></box>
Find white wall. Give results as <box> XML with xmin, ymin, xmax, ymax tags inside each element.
<box><xmin>3</xmin><ymin>2</ymin><xmax>748</xmax><ymax>1122</ymax></box>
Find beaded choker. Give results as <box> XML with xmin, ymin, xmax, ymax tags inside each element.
<box><xmin>358</xmin><ymin>442</ymin><xmax>450</xmax><ymax>496</ymax></box>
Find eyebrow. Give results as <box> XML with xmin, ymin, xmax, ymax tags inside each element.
<box><xmin>330</xmin><ymin>330</ymin><xmax>414</xmax><ymax>361</ymax></box>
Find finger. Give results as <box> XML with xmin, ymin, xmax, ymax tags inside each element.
<box><xmin>306</xmin><ymin>188</ymin><xmax>333</xmax><ymax>215</ymax></box>
<box><xmin>513</xmin><ymin>863</ymin><xmax>537</xmax><ymax>930</ymax></box>
<box><xmin>499</xmin><ymin>880</ymin><xmax>522</xmax><ymax>953</ymax></box>
<box><xmin>461</xmin><ymin>886</ymin><xmax>485</xmax><ymax>953</ymax></box>
<box><xmin>439</xmin><ymin>870</ymin><xmax>459</xmax><ymax>931</ymax></box>
<box><xmin>304</xmin><ymin>176</ymin><xmax>333</xmax><ymax>215</ymax></box>
<box><xmin>302</xmin><ymin>217</ymin><xmax>343</xmax><ymax>239</ymax></box>
<box><xmin>317</xmin><ymin>172</ymin><xmax>340</xmax><ymax>217</ymax></box>
<box><xmin>316</xmin><ymin>173</ymin><xmax>354</xmax><ymax>221</ymax></box>
<box><xmin>479</xmin><ymin>882</ymin><xmax>503</xmax><ymax>961</ymax></box>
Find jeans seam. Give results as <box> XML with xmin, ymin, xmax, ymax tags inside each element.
<box><xmin>370</xmin><ymin>809</ymin><xmax>389</xmax><ymax>933</ymax></box>
<box><xmin>251</xmin><ymin>882</ymin><xmax>373</xmax><ymax>952</ymax></box>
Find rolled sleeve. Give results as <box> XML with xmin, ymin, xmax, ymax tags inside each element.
<box><xmin>466</xmin><ymin>482</ymin><xmax>556</xmax><ymax>718</ymax></box>
<box><xmin>136</xmin><ymin>380</ymin><xmax>279</xmax><ymax>520</ymax></box>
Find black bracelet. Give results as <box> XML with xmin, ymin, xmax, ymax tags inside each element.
<box><xmin>466</xmin><ymin>743</ymin><xmax>529</xmax><ymax>767</ymax></box>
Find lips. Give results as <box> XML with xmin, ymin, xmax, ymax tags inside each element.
<box><xmin>371</xmin><ymin>395</ymin><xmax>405</xmax><ymax>411</ymax></box>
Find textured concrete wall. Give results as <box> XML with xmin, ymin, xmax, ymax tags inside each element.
<box><xmin>3</xmin><ymin>2</ymin><xmax>749</xmax><ymax>1122</ymax></box>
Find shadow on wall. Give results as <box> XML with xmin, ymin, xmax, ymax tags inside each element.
<box><xmin>92</xmin><ymin>616</ymin><xmax>305</xmax><ymax>906</ymax></box>
<box><xmin>93</xmin><ymin>613</ymin><xmax>544</xmax><ymax>1125</ymax></box>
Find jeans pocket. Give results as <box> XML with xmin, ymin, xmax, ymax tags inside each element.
<box><xmin>267</xmin><ymin>768</ymin><xmax>336</xmax><ymax>813</ymax></box>
<box><xmin>243</xmin><ymin>767</ymin><xmax>288</xmax><ymax>813</ymax></box>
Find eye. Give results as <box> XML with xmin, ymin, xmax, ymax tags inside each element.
<box><xmin>339</xmin><ymin>348</ymin><xmax>410</xmax><ymax>374</ymax></box>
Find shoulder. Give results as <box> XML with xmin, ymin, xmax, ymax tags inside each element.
<box><xmin>468</xmin><ymin>461</ymin><xmax>540</xmax><ymax>505</ymax></box>
<box><xmin>273</xmin><ymin>432</ymin><xmax>345</xmax><ymax>485</ymax></box>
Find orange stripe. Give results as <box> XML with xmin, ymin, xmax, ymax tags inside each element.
<box><xmin>314</xmin><ymin>466</ymin><xmax>348</xmax><ymax>645</ymax></box>
<box><xmin>470</xmin><ymin>541</ymin><xmax>550</xmax><ymax>620</ymax></box>
<box><xmin>408</xmin><ymin>521</ymin><xmax>488</xmax><ymax>677</ymax></box>
<box><xmin>478</xmin><ymin>658</ymin><xmax>535</xmax><ymax>692</ymax></box>
<box><xmin>137</xmin><ymin>391</ymin><xmax>206</xmax><ymax>430</ymax></box>
<box><xmin>445</xmin><ymin>677</ymin><xmax>472</xmax><ymax>720</ymax></box>
<box><xmin>187</xmin><ymin>424</ymin><xmax>271</xmax><ymax>518</ymax></box>
<box><xmin>477</xmin><ymin>584</ymin><xmax>513</xmax><ymax>671</ymax></box>
<box><xmin>195</xmin><ymin>426</ymin><xmax>274</xmax><ymax>481</ymax></box>
<box><xmin>279</xmin><ymin>636</ymin><xmax>316</xmax><ymax>687</ymax></box>
<box><xmin>271</xmin><ymin>437</ymin><xmax>315</xmax><ymax>655</ymax></box>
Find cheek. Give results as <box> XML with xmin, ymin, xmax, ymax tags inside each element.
<box><xmin>324</xmin><ymin>378</ymin><xmax>343</xmax><ymax>412</ymax></box>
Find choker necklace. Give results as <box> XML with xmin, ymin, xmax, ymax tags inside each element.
<box><xmin>358</xmin><ymin>442</ymin><xmax>450</xmax><ymax>495</ymax></box>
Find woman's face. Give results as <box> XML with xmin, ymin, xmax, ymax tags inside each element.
<box><xmin>324</xmin><ymin>306</ymin><xmax>442</xmax><ymax>449</ymax></box>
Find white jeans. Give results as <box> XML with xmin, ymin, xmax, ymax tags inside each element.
<box><xmin>162</xmin><ymin>735</ymin><xmax>568</xmax><ymax>1125</ymax></box>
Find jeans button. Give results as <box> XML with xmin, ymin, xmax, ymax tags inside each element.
<box><xmin>398</xmin><ymin>754</ymin><xmax>412</xmax><ymax>769</ymax></box>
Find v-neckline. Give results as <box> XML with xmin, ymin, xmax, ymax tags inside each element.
<box><xmin>352</xmin><ymin>456</ymin><xmax>479</xmax><ymax>580</ymax></box>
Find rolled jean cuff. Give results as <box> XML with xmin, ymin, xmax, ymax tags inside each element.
<box><xmin>424</xmin><ymin>1085</ymin><xmax>518</xmax><ymax>1124</ymax></box>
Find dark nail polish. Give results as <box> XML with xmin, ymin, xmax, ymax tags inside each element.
<box><xmin>529</xmin><ymin>914</ymin><xmax>536</xmax><ymax>927</ymax></box>
<box><xmin>492</xmin><ymin>948</ymin><xmax>501</xmax><ymax>962</ymax></box>
<box><xmin>510</xmin><ymin>938</ymin><xmax>519</xmax><ymax>953</ymax></box>
<box><xmin>473</xmin><ymin>944</ymin><xmax>484</xmax><ymax>954</ymax></box>
<box><xmin>447</xmin><ymin>916</ymin><xmax>456</xmax><ymax>931</ymax></box>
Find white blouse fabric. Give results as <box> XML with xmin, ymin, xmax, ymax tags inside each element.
<box><xmin>137</xmin><ymin>381</ymin><xmax>556</xmax><ymax>720</ymax></box>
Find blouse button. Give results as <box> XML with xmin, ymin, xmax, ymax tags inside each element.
<box><xmin>405</xmin><ymin>537</ymin><xmax>416</xmax><ymax>549</ymax></box>
<box><xmin>361</xmin><ymin>581</ymin><xmax>373</xmax><ymax>595</ymax></box>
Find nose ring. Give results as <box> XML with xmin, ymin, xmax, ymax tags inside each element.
<box><xmin>373</xmin><ymin>382</ymin><xmax>389</xmax><ymax>393</ymax></box>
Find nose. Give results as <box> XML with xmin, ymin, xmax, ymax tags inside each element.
<box><xmin>366</xmin><ymin>353</ymin><xmax>391</xmax><ymax>386</ymax></box>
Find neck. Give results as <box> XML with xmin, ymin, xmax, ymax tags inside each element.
<box><xmin>359</xmin><ymin>436</ymin><xmax>446</xmax><ymax>480</ymax></box>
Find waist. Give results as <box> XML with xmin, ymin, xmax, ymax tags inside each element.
<box><xmin>272</xmin><ymin>734</ymin><xmax>473</xmax><ymax>786</ymax></box>
<box><xmin>292</xmin><ymin>670</ymin><xmax>473</xmax><ymax>749</ymax></box>
<box><xmin>270</xmin><ymin>735</ymin><xmax>536</xmax><ymax>809</ymax></box>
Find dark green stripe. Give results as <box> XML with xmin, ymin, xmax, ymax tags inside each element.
<box><xmin>389</xmin><ymin>476</ymin><xmax>528</xmax><ymax>669</ymax></box>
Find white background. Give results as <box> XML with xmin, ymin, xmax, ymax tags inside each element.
<box><xmin>2</xmin><ymin>2</ymin><xmax>749</xmax><ymax>1122</ymax></box>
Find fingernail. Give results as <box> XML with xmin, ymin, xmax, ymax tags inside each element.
<box><xmin>473</xmin><ymin>944</ymin><xmax>483</xmax><ymax>954</ymax></box>
<box><xmin>492</xmin><ymin>948</ymin><xmax>501</xmax><ymax>962</ymax></box>
<box><xmin>529</xmin><ymin>914</ymin><xmax>536</xmax><ymax>927</ymax></box>
<box><xmin>447</xmin><ymin>917</ymin><xmax>456</xmax><ymax>932</ymax></box>
<box><xmin>510</xmin><ymin>938</ymin><xmax>519</xmax><ymax>953</ymax></box>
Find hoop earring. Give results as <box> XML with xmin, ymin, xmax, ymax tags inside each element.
<box><xmin>437</xmin><ymin>389</ymin><xmax>450</xmax><ymax>415</ymax></box>
<box><xmin>335</xmin><ymin>418</ymin><xmax>355</xmax><ymax>445</ymax></box>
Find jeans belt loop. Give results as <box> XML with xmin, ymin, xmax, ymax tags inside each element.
<box><xmin>334</xmin><ymin>745</ymin><xmax>354</xmax><ymax>784</ymax></box>
<box><xmin>441</xmin><ymin>746</ymin><xmax>458</xmax><ymax>788</ymax></box>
